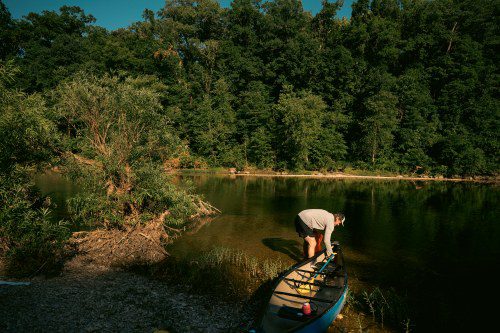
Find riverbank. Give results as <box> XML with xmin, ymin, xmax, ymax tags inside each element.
<box><xmin>0</xmin><ymin>250</ymin><xmax>391</xmax><ymax>333</ymax></box>
<box><xmin>3</xmin><ymin>171</ymin><xmax>494</xmax><ymax>332</ymax></box>
<box><xmin>176</xmin><ymin>168</ymin><xmax>499</xmax><ymax>183</ymax></box>
<box><xmin>1</xmin><ymin>210</ymin><xmax>257</xmax><ymax>332</ymax></box>
<box><xmin>0</xmin><ymin>215</ymin><xmax>396</xmax><ymax>333</ymax></box>
<box><xmin>0</xmin><ymin>261</ymin><xmax>254</xmax><ymax>332</ymax></box>
<box><xmin>0</xmin><ymin>219</ymin><xmax>255</xmax><ymax>332</ymax></box>
<box><xmin>0</xmin><ymin>222</ymin><xmax>392</xmax><ymax>333</ymax></box>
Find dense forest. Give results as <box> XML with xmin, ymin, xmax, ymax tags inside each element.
<box><xmin>1</xmin><ymin>0</ymin><xmax>498</xmax><ymax>176</ymax></box>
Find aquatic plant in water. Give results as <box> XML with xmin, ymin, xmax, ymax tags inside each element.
<box><xmin>348</xmin><ymin>287</ymin><xmax>413</xmax><ymax>332</ymax></box>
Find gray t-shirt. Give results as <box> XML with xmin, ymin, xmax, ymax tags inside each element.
<box><xmin>298</xmin><ymin>209</ymin><xmax>335</xmax><ymax>254</ymax></box>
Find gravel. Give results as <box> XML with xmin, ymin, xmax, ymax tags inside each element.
<box><xmin>0</xmin><ymin>263</ymin><xmax>255</xmax><ymax>333</ymax></box>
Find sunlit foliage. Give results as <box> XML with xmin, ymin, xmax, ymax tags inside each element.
<box><xmin>53</xmin><ymin>73</ymin><xmax>201</xmax><ymax>227</ymax></box>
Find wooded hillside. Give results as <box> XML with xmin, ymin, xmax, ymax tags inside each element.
<box><xmin>1</xmin><ymin>0</ymin><xmax>498</xmax><ymax>176</ymax></box>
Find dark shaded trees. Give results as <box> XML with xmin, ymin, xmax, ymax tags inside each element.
<box><xmin>187</xmin><ymin>78</ymin><xmax>238</xmax><ymax>165</ymax></box>
<box><xmin>395</xmin><ymin>68</ymin><xmax>440</xmax><ymax>171</ymax></box>
<box><xmin>8</xmin><ymin>6</ymin><xmax>95</xmax><ymax>91</ymax></box>
<box><xmin>274</xmin><ymin>86</ymin><xmax>326</xmax><ymax>170</ymax></box>
<box><xmin>0</xmin><ymin>1</ymin><xmax>16</xmax><ymax>60</ymax></box>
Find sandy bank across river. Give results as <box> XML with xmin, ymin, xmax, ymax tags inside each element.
<box><xmin>178</xmin><ymin>169</ymin><xmax>498</xmax><ymax>183</ymax></box>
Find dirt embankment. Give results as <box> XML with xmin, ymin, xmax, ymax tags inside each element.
<box><xmin>69</xmin><ymin>220</ymin><xmax>171</xmax><ymax>268</ymax></box>
<box><xmin>0</xmin><ymin>220</ymin><xmax>255</xmax><ymax>333</ymax></box>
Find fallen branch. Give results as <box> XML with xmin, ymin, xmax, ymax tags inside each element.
<box><xmin>163</xmin><ymin>225</ymin><xmax>183</xmax><ymax>233</ymax></box>
<box><xmin>199</xmin><ymin>199</ymin><xmax>221</xmax><ymax>214</ymax></box>
<box><xmin>116</xmin><ymin>228</ymin><xmax>135</xmax><ymax>245</ymax></box>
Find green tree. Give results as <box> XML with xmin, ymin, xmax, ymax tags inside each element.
<box><xmin>360</xmin><ymin>90</ymin><xmax>399</xmax><ymax>165</ymax></box>
<box><xmin>187</xmin><ymin>78</ymin><xmax>238</xmax><ymax>166</ymax></box>
<box><xmin>237</xmin><ymin>81</ymin><xmax>275</xmax><ymax>168</ymax></box>
<box><xmin>0</xmin><ymin>62</ymin><xmax>58</xmax><ymax>172</ymax></box>
<box><xmin>53</xmin><ymin>73</ymin><xmax>203</xmax><ymax>227</ymax></box>
<box><xmin>156</xmin><ymin>0</ymin><xmax>225</xmax><ymax>65</ymax></box>
<box><xmin>312</xmin><ymin>1</ymin><xmax>361</xmax><ymax>112</ymax></box>
<box><xmin>12</xmin><ymin>6</ymin><xmax>95</xmax><ymax>91</ymax></box>
<box><xmin>260</xmin><ymin>0</ymin><xmax>321</xmax><ymax>94</ymax></box>
<box><xmin>275</xmin><ymin>86</ymin><xmax>326</xmax><ymax>170</ymax></box>
<box><xmin>436</xmin><ymin>128</ymin><xmax>487</xmax><ymax>176</ymax></box>
<box><xmin>248</xmin><ymin>127</ymin><xmax>275</xmax><ymax>169</ymax></box>
<box><xmin>0</xmin><ymin>0</ymin><xmax>16</xmax><ymax>60</ymax></box>
<box><xmin>395</xmin><ymin>68</ymin><xmax>440</xmax><ymax>172</ymax></box>
<box><xmin>82</xmin><ymin>26</ymin><xmax>157</xmax><ymax>76</ymax></box>
<box><xmin>220</xmin><ymin>0</ymin><xmax>266</xmax><ymax>91</ymax></box>
<box><xmin>309</xmin><ymin>111</ymin><xmax>348</xmax><ymax>170</ymax></box>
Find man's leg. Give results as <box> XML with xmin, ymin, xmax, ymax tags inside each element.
<box><xmin>314</xmin><ymin>231</ymin><xmax>324</xmax><ymax>254</ymax></box>
<box><xmin>304</xmin><ymin>236</ymin><xmax>317</xmax><ymax>258</ymax></box>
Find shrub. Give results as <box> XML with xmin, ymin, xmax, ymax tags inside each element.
<box><xmin>0</xmin><ymin>170</ymin><xmax>69</xmax><ymax>276</ymax></box>
<box><xmin>54</xmin><ymin>73</ymin><xmax>210</xmax><ymax>228</ymax></box>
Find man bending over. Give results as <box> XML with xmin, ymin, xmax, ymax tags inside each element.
<box><xmin>294</xmin><ymin>209</ymin><xmax>345</xmax><ymax>259</ymax></box>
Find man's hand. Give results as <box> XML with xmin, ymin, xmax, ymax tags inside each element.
<box><xmin>326</xmin><ymin>249</ymin><xmax>333</xmax><ymax>257</ymax></box>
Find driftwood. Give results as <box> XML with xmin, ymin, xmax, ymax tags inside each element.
<box><xmin>192</xmin><ymin>199</ymin><xmax>221</xmax><ymax>218</ymax></box>
<box><xmin>64</xmin><ymin>190</ymin><xmax>221</xmax><ymax>268</ymax></box>
<box><xmin>203</xmin><ymin>200</ymin><xmax>221</xmax><ymax>214</ymax></box>
<box><xmin>163</xmin><ymin>225</ymin><xmax>183</xmax><ymax>234</ymax></box>
<box><xmin>0</xmin><ymin>281</ymin><xmax>31</xmax><ymax>286</ymax></box>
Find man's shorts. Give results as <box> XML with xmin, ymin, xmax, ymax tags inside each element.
<box><xmin>294</xmin><ymin>215</ymin><xmax>314</xmax><ymax>238</ymax></box>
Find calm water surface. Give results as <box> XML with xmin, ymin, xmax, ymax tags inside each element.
<box><xmin>36</xmin><ymin>173</ymin><xmax>499</xmax><ymax>331</ymax></box>
<box><xmin>171</xmin><ymin>175</ymin><xmax>499</xmax><ymax>332</ymax></box>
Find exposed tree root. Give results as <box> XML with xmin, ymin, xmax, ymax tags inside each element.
<box><xmin>67</xmin><ymin>220</ymin><xmax>171</xmax><ymax>268</ymax></box>
<box><xmin>66</xmin><ymin>201</ymin><xmax>218</xmax><ymax>269</ymax></box>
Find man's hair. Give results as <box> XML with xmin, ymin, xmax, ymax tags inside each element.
<box><xmin>334</xmin><ymin>213</ymin><xmax>345</xmax><ymax>226</ymax></box>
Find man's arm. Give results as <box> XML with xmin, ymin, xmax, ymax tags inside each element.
<box><xmin>324</xmin><ymin>223</ymin><xmax>334</xmax><ymax>256</ymax></box>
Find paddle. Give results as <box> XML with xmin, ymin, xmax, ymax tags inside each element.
<box><xmin>297</xmin><ymin>252</ymin><xmax>336</xmax><ymax>294</ymax></box>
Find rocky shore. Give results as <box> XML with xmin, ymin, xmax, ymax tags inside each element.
<box><xmin>0</xmin><ymin>220</ymin><xmax>256</xmax><ymax>333</ymax></box>
<box><xmin>0</xmin><ymin>261</ymin><xmax>255</xmax><ymax>333</ymax></box>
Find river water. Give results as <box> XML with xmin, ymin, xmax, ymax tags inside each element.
<box><xmin>36</xmin><ymin>173</ymin><xmax>499</xmax><ymax>331</ymax></box>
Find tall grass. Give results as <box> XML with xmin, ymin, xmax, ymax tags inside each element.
<box><xmin>347</xmin><ymin>287</ymin><xmax>413</xmax><ymax>332</ymax></box>
<box><xmin>200</xmin><ymin>247</ymin><xmax>288</xmax><ymax>280</ymax></box>
<box><xmin>164</xmin><ymin>247</ymin><xmax>290</xmax><ymax>299</ymax></box>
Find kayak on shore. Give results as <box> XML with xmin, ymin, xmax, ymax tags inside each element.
<box><xmin>258</xmin><ymin>241</ymin><xmax>348</xmax><ymax>332</ymax></box>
